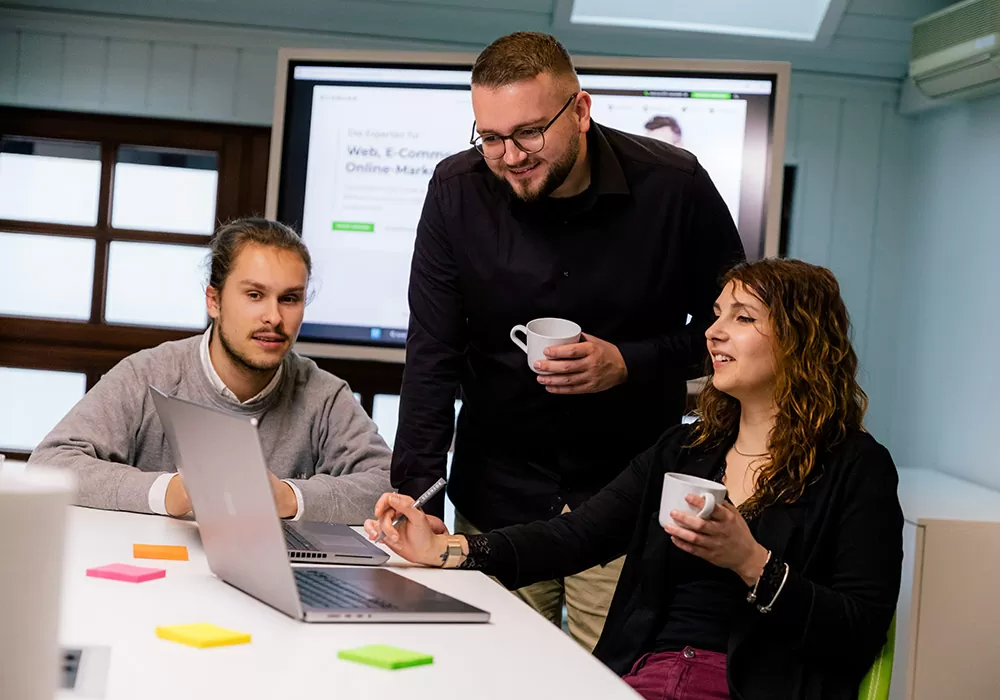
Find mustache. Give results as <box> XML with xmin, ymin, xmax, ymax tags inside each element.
<box><xmin>499</xmin><ymin>159</ymin><xmax>542</xmax><ymax>172</ymax></box>
<box><xmin>249</xmin><ymin>328</ymin><xmax>288</xmax><ymax>340</ymax></box>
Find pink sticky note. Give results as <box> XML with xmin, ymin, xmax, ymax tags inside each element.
<box><xmin>86</xmin><ymin>563</ymin><xmax>166</xmax><ymax>583</ymax></box>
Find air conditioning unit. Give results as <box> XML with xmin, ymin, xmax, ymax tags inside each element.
<box><xmin>910</xmin><ymin>0</ymin><xmax>1000</xmax><ymax>100</ymax></box>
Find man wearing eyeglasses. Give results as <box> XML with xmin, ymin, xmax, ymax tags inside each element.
<box><xmin>390</xmin><ymin>32</ymin><xmax>745</xmax><ymax>650</ymax></box>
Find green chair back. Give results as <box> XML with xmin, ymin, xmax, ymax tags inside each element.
<box><xmin>858</xmin><ymin>615</ymin><xmax>897</xmax><ymax>700</ymax></box>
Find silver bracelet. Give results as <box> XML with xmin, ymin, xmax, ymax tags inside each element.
<box><xmin>746</xmin><ymin>549</ymin><xmax>772</xmax><ymax>605</ymax></box>
<box><xmin>757</xmin><ymin>562</ymin><xmax>790</xmax><ymax>614</ymax></box>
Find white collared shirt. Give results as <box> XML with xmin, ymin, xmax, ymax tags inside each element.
<box><xmin>148</xmin><ymin>327</ymin><xmax>304</xmax><ymax>519</ymax></box>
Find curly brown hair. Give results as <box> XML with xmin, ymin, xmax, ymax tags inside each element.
<box><xmin>690</xmin><ymin>258</ymin><xmax>868</xmax><ymax>512</ymax></box>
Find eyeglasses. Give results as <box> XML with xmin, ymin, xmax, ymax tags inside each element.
<box><xmin>470</xmin><ymin>93</ymin><xmax>578</xmax><ymax>160</ymax></box>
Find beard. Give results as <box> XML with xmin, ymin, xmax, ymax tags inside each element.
<box><xmin>215</xmin><ymin>314</ymin><xmax>286</xmax><ymax>374</ymax></box>
<box><xmin>495</xmin><ymin>132</ymin><xmax>581</xmax><ymax>202</ymax></box>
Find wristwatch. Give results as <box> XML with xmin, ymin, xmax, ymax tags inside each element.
<box><xmin>440</xmin><ymin>536</ymin><xmax>466</xmax><ymax>569</ymax></box>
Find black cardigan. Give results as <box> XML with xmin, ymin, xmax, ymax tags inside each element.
<box><xmin>479</xmin><ymin>424</ymin><xmax>904</xmax><ymax>700</ymax></box>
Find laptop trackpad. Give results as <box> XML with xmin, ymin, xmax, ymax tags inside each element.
<box><xmin>295</xmin><ymin>523</ymin><xmax>375</xmax><ymax>554</ymax></box>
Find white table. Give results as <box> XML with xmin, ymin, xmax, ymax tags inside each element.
<box><xmin>58</xmin><ymin>507</ymin><xmax>640</xmax><ymax>699</ymax></box>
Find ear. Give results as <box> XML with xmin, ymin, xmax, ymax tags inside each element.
<box><xmin>206</xmin><ymin>285</ymin><xmax>221</xmax><ymax>321</ymax></box>
<box><xmin>575</xmin><ymin>91</ymin><xmax>592</xmax><ymax>134</ymax></box>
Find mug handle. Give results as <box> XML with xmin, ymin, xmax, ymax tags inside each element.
<box><xmin>696</xmin><ymin>492</ymin><xmax>717</xmax><ymax>519</ymax></box>
<box><xmin>510</xmin><ymin>325</ymin><xmax>529</xmax><ymax>354</ymax></box>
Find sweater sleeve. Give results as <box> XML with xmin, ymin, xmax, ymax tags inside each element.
<box><xmin>286</xmin><ymin>381</ymin><xmax>392</xmax><ymax>524</ymax></box>
<box><xmin>27</xmin><ymin>358</ymin><xmax>166</xmax><ymax>514</ymax></box>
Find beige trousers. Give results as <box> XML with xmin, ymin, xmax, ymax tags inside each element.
<box><xmin>454</xmin><ymin>506</ymin><xmax>625</xmax><ymax>653</ymax></box>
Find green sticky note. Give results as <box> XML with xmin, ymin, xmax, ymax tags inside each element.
<box><xmin>337</xmin><ymin>644</ymin><xmax>433</xmax><ymax>670</ymax></box>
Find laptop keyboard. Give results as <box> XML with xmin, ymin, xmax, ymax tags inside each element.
<box><xmin>282</xmin><ymin>522</ymin><xmax>318</xmax><ymax>551</ymax></box>
<box><xmin>294</xmin><ymin>569</ymin><xmax>398</xmax><ymax>610</ymax></box>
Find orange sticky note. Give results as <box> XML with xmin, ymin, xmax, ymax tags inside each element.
<box><xmin>134</xmin><ymin>543</ymin><xmax>188</xmax><ymax>561</ymax></box>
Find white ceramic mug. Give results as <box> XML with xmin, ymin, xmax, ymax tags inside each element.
<box><xmin>510</xmin><ymin>318</ymin><xmax>582</xmax><ymax>375</ymax></box>
<box><xmin>658</xmin><ymin>472</ymin><xmax>728</xmax><ymax>528</ymax></box>
<box><xmin>0</xmin><ymin>465</ymin><xmax>76</xmax><ymax>700</ymax></box>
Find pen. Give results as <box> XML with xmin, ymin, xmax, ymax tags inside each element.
<box><xmin>375</xmin><ymin>477</ymin><xmax>447</xmax><ymax>543</ymax></box>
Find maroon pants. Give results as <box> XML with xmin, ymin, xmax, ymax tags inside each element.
<box><xmin>621</xmin><ymin>648</ymin><xmax>730</xmax><ymax>700</ymax></box>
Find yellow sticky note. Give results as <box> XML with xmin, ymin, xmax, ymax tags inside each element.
<box><xmin>155</xmin><ymin>623</ymin><xmax>251</xmax><ymax>649</ymax></box>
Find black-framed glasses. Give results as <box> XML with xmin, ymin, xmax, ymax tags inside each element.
<box><xmin>470</xmin><ymin>93</ymin><xmax>578</xmax><ymax>160</ymax></box>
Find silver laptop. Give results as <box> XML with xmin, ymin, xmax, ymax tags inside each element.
<box><xmin>150</xmin><ymin>387</ymin><xmax>490</xmax><ymax>623</ymax></box>
<box><xmin>150</xmin><ymin>387</ymin><xmax>386</xmax><ymax>565</ymax></box>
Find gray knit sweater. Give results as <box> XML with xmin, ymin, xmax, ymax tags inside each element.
<box><xmin>28</xmin><ymin>336</ymin><xmax>392</xmax><ymax>524</ymax></box>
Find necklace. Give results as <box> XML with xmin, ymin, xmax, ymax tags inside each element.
<box><xmin>732</xmin><ymin>442</ymin><xmax>769</xmax><ymax>458</ymax></box>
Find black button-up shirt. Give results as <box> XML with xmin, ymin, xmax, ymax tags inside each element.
<box><xmin>392</xmin><ymin>123</ymin><xmax>745</xmax><ymax>529</ymax></box>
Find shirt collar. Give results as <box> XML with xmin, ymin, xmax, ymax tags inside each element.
<box><xmin>586</xmin><ymin>122</ymin><xmax>631</xmax><ymax>198</ymax></box>
<box><xmin>200</xmin><ymin>326</ymin><xmax>283</xmax><ymax>405</ymax></box>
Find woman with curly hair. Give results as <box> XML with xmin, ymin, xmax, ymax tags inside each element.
<box><xmin>365</xmin><ymin>258</ymin><xmax>903</xmax><ymax>700</ymax></box>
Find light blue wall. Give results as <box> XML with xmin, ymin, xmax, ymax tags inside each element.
<box><xmin>889</xmin><ymin>94</ymin><xmax>1000</xmax><ymax>487</ymax></box>
<box><xmin>783</xmin><ymin>84</ymin><xmax>911</xmax><ymax>442</ymax></box>
<box><xmin>0</xmin><ymin>0</ymin><xmax>949</xmax><ymax>79</ymax></box>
